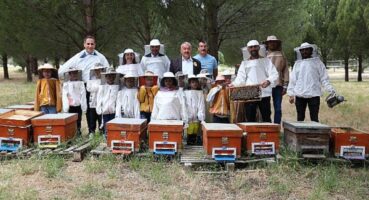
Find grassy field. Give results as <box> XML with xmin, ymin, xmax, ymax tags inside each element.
<box><xmin>0</xmin><ymin>67</ymin><xmax>368</xmax><ymax>200</ymax></box>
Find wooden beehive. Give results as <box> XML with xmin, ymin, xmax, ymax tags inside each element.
<box><xmin>106</xmin><ymin>118</ymin><xmax>147</xmax><ymax>154</ymax></box>
<box><xmin>0</xmin><ymin>109</ymin><xmax>13</xmax><ymax>116</ymax></box>
<box><xmin>238</xmin><ymin>122</ymin><xmax>280</xmax><ymax>155</ymax></box>
<box><xmin>32</xmin><ymin>113</ymin><xmax>78</xmax><ymax>148</ymax></box>
<box><xmin>331</xmin><ymin>127</ymin><xmax>369</xmax><ymax>159</ymax></box>
<box><xmin>202</xmin><ymin>123</ymin><xmax>243</xmax><ymax>161</ymax></box>
<box><xmin>6</xmin><ymin>104</ymin><xmax>34</xmax><ymax>111</ymax></box>
<box><xmin>0</xmin><ymin>110</ymin><xmax>43</xmax><ymax>148</ymax></box>
<box><xmin>283</xmin><ymin>121</ymin><xmax>331</xmax><ymax>158</ymax></box>
<box><xmin>228</xmin><ymin>85</ymin><xmax>261</xmax><ymax>102</ymax></box>
<box><xmin>148</xmin><ymin>120</ymin><xmax>183</xmax><ymax>155</ymax></box>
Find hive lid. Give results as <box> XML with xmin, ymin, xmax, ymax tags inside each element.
<box><xmin>238</xmin><ymin>122</ymin><xmax>279</xmax><ymax>126</ymax></box>
<box><xmin>0</xmin><ymin>109</ymin><xmax>13</xmax><ymax>115</ymax></box>
<box><xmin>203</xmin><ymin>123</ymin><xmax>242</xmax><ymax>131</ymax></box>
<box><xmin>33</xmin><ymin>113</ymin><xmax>76</xmax><ymax>120</ymax></box>
<box><xmin>149</xmin><ymin>120</ymin><xmax>183</xmax><ymax>126</ymax></box>
<box><xmin>6</xmin><ymin>105</ymin><xmax>34</xmax><ymax>109</ymax></box>
<box><xmin>108</xmin><ymin>118</ymin><xmax>147</xmax><ymax>125</ymax></box>
<box><xmin>283</xmin><ymin>121</ymin><xmax>330</xmax><ymax>129</ymax></box>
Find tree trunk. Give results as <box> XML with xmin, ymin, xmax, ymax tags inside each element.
<box><xmin>55</xmin><ymin>56</ymin><xmax>60</xmax><ymax>69</ymax></box>
<box><xmin>344</xmin><ymin>55</ymin><xmax>349</xmax><ymax>82</ymax></box>
<box><xmin>357</xmin><ymin>54</ymin><xmax>362</xmax><ymax>82</ymax></box>
<box><xmin>205</xmin><ymin>0</ymin><xmax>219</xmax><ymax>61</ymax></box>
<box><xmin>32</xmin><ymin>57</ymin><xmax>38</xmax><ymax>75</ymax></box>
<box><xmin>83</xmin><ymin>0</ymin><xmax>95</xmax><ymax>36</ymax></box>
<box><xmin>2</xmin><ymin>53</ymin><xmax>9</xmax><ymax>79</ymax></box>
<box><xmin>26</xmin><ymin>55</ymin><xmax>33</xmax><ymax>82</ymax></box>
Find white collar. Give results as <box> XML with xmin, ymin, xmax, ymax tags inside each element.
<box><xmin>182</xmin><ymin>56</ymin><xmax>193</xmax><ymax>62</ymax></box>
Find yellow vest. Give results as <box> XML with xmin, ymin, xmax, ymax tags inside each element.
<box><xmin>137</xmin><ymin>85</ymin><xmax>159</xmax><ymax>113</ymax></box>
<box><xmin>34</xmin><ymin>79</ymin><xmax>62</xmax><ymax>112</ymax></box>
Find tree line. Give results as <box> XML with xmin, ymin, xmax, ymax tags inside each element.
<box><xmin>0</xmin><ymin>0</ymin><xmax>368</xmax><ymax>82</ymax></box>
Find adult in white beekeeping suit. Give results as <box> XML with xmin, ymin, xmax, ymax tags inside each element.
<box><xmin>287</xmin><ymin>42</ymin><xmax>336</xmax><ymax>122</ymax></box>
<box><xmin>116</xmin><ymin>48</ymin><xmax>143</xmax><ymax>76</ymax></box>
<box><xmin>231</xmin><ymin>40</ymin><xmax>279</xmax><ymax>122</ymax></box>
<box><xmin>140</xmin><ymin>39</ymin><xmax>171</xmax><ymax>79</ymax></box>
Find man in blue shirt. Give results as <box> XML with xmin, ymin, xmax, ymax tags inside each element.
<box><xmin>194</xmin><ymin>41</ymin><xmax>218</xmax><ymax>79</ymax></box>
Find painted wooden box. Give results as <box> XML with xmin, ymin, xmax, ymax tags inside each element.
<box><xmin>31</xmin><ymin>113</ymin><xmax>78</xmax><ymax>148</ymax></box>
<box><xmin>6</xmin><ymin>104</ymin><xmax>34</xmax><ymax>111</ymax></box>
<box><xmin>0</xmin><ymin>109</ymin><xmax>13</xmax><ymax>116</ymax></box>
<box><xmin>283</xmin><ymin>121</ymin><xmax>331</xmax><ymax>158</ymax></box>
<box><xmin>331</xmin><ymin>127</ymin><xmax>369</xmax><ymax>160</ymax></box>
<box><xmin>0</xmin><ymin>110</ymin><xmax>43</xmax><ymax>151</ymax></box>
<box><xmin>106</xmin><ymin>118</ymin><xmax>147</xmax><ymax>154</ymax></box>
<box><xmin>148</xmin><ymin>120</ymin><xmax>183</xmax><ymax>155</ymax></box>
<box><xmin>202</xmin><ymin>123</ymin><xmax>243</xmax><ymax>162</ymax></box>
<box><xmin>238</xmin><ymin>122</ymin><xmax>280</xmax><ymax>155</ymax></box>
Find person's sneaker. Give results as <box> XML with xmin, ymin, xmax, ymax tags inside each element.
<box><xmin>89</xmin><ymin>132</ymin><xmax>94</xmax><ymax>139</ymax></box>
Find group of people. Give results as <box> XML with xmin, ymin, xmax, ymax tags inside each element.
<box><xmin>33</xmin><ymin>35</ymin><xmax>336</xmax><ymax>144</ymax></box>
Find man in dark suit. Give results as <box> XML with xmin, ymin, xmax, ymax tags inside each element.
<box><xmin>170</xmin><ymin>42</ymin><xmax>201</xmax><ymax>76</ymax></box>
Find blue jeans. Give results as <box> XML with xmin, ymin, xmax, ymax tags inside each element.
<box><xmin>272</xmin><ymin>86</ymin><xmax>283</xmax><ymax>124</ymax></box>
<box><xmin>40</xmin><ymin>106</ymin><xmax>57</xmax><ymax>114</ymax></box>
<box><xmin>102</xmin><ymin>113</ymin><xmax>115</xmax><ymax>136</ymax></box>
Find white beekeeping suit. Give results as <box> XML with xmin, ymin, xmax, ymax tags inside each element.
<box><xmin>86</xmin><ymin>63</ymin><xmax>106</xmax><ymax>108</ymax></box>
<box><xmin>96</xmin><ymin>68</ymin><xmax>120</xmax><ymax>115</ymax></box>
<box><xmin>184</xmin><ymin>88</ymin><xmax>205</xmax><ymax>122</ymax></box>
<box><xmin>116</xmin><ymin>48</ymin><xmax>143</xmax><ymax>76</ymax></box>
<box><xmin>287</xmin><ymin>42</ymin><xmax>335</xmax><ymax>98</ymax></box>
<box><xmin>62</xmin><ymin>67</ymin><xmax>87</xmax><ymax>113</ymax></box>
<box><xmin>151</xmin><ymin>72</ymin><xmax>188</xmax><ymax>123</ymax></box>
<box><xmin>140</xmin><ymin>39</ymin><xmax>170</xmax><ymax>79</ymax></box>
<box><xmin>232</xmin><ymin>57</ymin><xmax>279</xmax><ymax>98</ymax></box>
<box><xmin>115</xmin><ymin>72</ymin><xmax>140</xmax><ymax>118</ymax></box>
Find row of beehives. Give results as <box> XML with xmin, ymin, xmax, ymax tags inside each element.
<box><xmin>102</xmin><ymin>119</ymin><xmax>369</xmax><ymax>161</ymax></box>
<box><xmin>0</xmin><ymin>107</ymin><xmax>78</xmax><ymax>151</ymax></box>
<box><xmin>1</xmin><ymin>104</ymin><xmax>369</xmax><ymax>161</ymax></box>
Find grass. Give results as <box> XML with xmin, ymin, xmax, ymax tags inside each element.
<box><xmin>0</xmin><ymin>67</ymin><xmax>368</xmax><ymax>199</ymax></box>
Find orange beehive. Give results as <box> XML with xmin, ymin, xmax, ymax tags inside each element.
<box><xmin>148</xmin><ymin>120</ymin><xmax>183</xmax><ymax>155</ymax></box>
<box><xmin>331</xmin><ymin>127</ymin><xmax>369</xmax><ymax>159</ymax></box>
<box><xmin>31</xmin><ymin>113</ymin><xmax>78</xmax><ymax>148</ymax></box>
<box><xmin>202</xmin><ymin>123</ymin><xmax>243</xmax><ymax>162</ymax></box>
<box><xmin>238</xmin><ymin>122</ymin><xmax>280</xmax><ymax>155</ymax></box>
<box><xmin>0</xmin><ymin>109</ymin><xmax>13</xmax><ymax>116</ymax></box>
<box><xmin>0</xmin><ymin>110</ymin><xmax>43</xmax><ymax>151</ymax></box>
<box><xmin>106</xmin><ymin>118</ymin><xmax>147</xmax><ymax>154</ymax></box>
<box><xmin>6</xmin><ymin>104</ymin><xmax>34</xmax><ymax>111</ymax></box>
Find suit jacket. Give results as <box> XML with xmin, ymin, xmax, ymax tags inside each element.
<box><xmin>170</xmin><ymin>57</ymin><xmax>201</xmax><ymax>75</ymax></box>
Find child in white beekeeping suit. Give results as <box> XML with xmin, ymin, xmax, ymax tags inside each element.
<box><xmin>151</xmin><ymin>72</ymin><xmax>188</xmax><ymax>124</ymax></box>
<box><xmin>116</xmin><ymin>71</ymin><xmax>140</xmax><ymax>118</ymax></box>
<box><xmin>96</xmin><ymin>67</ymin><xmax>120</xmax><ymax>136</ymax></box>
<box><xmin>184</xmin><ymin>74</ymin><xmax>205</xmax><ymax>145</ymax></box>
<box><xmin>62</xmin><ymin>66</ymin><xmax>87</xmax><ymax>136</ymax></box>
<box><xmin>86</xmin><ymin>63</ymin><xmax>106</xmax><ymax>137</ymax></box>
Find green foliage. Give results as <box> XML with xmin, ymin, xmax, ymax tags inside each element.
<box><xmin>41</xmin><ymin>155</ymin><xmax>65</xmax><ymax>178</ymax></box>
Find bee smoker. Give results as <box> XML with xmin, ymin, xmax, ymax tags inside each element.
<box><xmin>326</xmin><ymin>92</ymin><xmax>345</xmax><ymax>108</ymax></box>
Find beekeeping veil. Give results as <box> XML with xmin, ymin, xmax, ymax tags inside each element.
<box><xmin>64</xmin><ymin>66</ymin><xmax>82</xmax><ymax>81</ymax></box>
<box><xmin>119</xmin><ymin>71</ymin><xmax>139</xmax><ymax>89</ymax></box>
<box><xmin>139</xmin><ymin>70</ymin><xmax>158</xmax><ymax>87</ymax></box>
<box><xmin>101</xmin><ymin>67</ymin><xmax>120</xmax><ymax>85</ymax></box>
<box><xmin>294</xmin><ymin>42</ymin><xmax>319</xmax><ymax>60</ymax></box>
<box><xmin>241</xmin><ymin>40</ymin><xmax>267</xmax><ymax>61</ymax></box>
<box><xmin>117</xmin><ymin>48</ymin><xmax>141</xmax><ymax>65</ymax></box>
<box><xmin>175</xmin><ymin>71</ymin><xmax>188</xmax><ymax>88</ymax></box>
<box><xmin>89</xmin><ymin>63</ymin><xmax>106</xmax><ymax>80</ymax></box>
<box><xmin>144</xmin><ymin>39</ymin><xmax>165</xmax><ymax>55</ymax></box>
